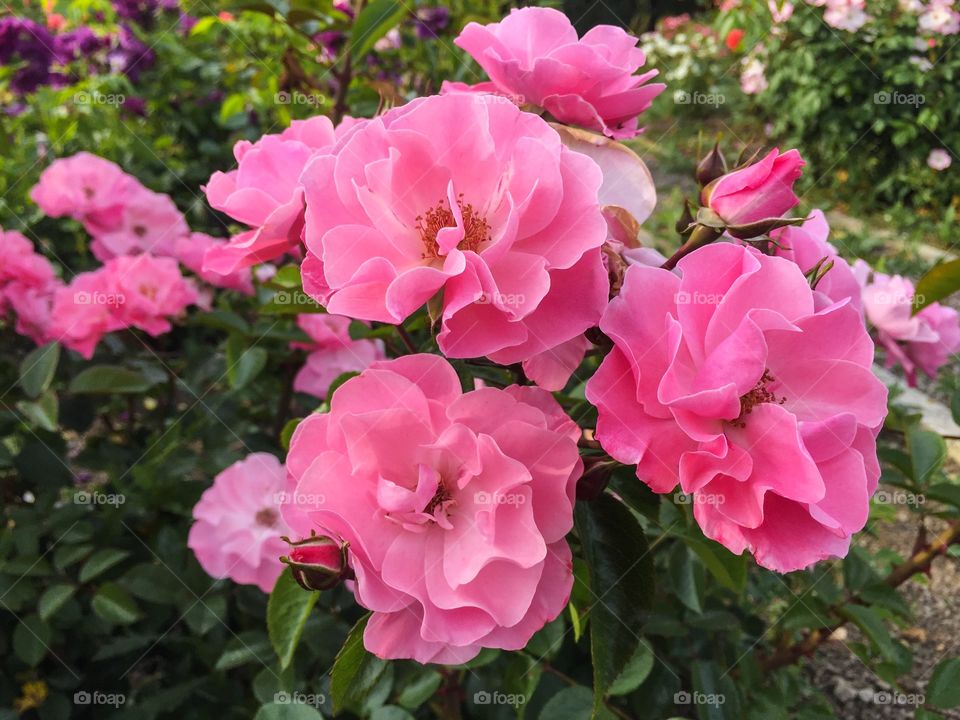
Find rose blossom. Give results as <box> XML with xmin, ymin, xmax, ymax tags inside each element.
<box><xmin>927</xmin><ymin>148</ymin><xmax>952</xmax><ymax>171</ymax></box>
<box><xmin>89</xmin><ymin>184</ymin><xmax>189</xmax><ymax>261</ymax></box>
<box><xmin>30</xmin><ymin>152</ymin><xmax>135</xmax><ymax>234</ymax></box>
<box><xmin>203</xmin><ymin>116</ymin><xmax>344</xmax><ymax>274</ymax></box>
<box><xmin>766</xmin><ymin>209</ymin><xmax>862</xmax><ymax>312</ymax></box>
<box><xmin>47</xmin><ymin>271</ymin><xmax>124</xmax><ymax>358</ymax></box>
<box><xmin>740</xmin><ymin>57</ymin><xmax>768</xmax><ymax>95</ymax></box>
<box><xmin>0</xmin><ymin>228</ymin><xmax>60</xmax><ymax>343</ymax></box>
<box><xmin>702</xmin><ymin>148</ymin><xmax>804</xmax><ymax>235</ymax></box>
<box><xmin>299</xmin><ymin>93</ymin><xmax>608</xmax><ymax>376</ymax></box>
<box><xmin>919</xmin><ymin>0</ymin><xmax>960</xmax><ymax>34</ymax></box>
<box><xmin>290</xmin><ymin>314</ymin><xmax>385</xmax><ymax>400</ymax></box>
<box><xmin>823</xmin><ymin>0</ymin><xmax>870</xmax><ymax>31</ymax></box>
<box><xmin>283</xmin><ymin>355</ymin><xmax>580</xmax><ymax>663</ymax></box>
<box><xmin>173</xmin><ymin>232</ymin><xmax>254</xmax><ymax>294</ymax></box>
<box><xmin>449</xmin><ymin>7</ymin><xmax>665</xmax><ymax>139</ymax></box>
<box><xmin>587</xmin><ymin>244</ymin><xmax>887</xmax><ymax>572</ymax></box>
<box><xmin>188</xmin><ymin>453</ymin><xmax>290</xmax><ymax>593</ymax></box>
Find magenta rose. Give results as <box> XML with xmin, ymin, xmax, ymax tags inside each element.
<box><xmin>299</xmin><ymin>93</ymin><xmax>608</xmax><ymax>376</ymax></box>
<box><xmin>587</xmin><ymin>244</ymin><xmax>887</xmax><ymax>572</ymax></box>
<box><xmin>450</xmin><ymin>7</ymin><xmax>665</xmax><ymax>139</ymax></box>
<box><xmin>283</xmin><ymin>354</ymin><xmax>581</xmax><ymax>663</ymax></box>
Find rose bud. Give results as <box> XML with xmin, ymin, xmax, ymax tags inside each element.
<box><xmin>280</xmin><ymin>533</ymin><xmax>350</xmax><ymax>591</ymax></box>
<box><xmin>695</xmin><ymin>142</ymin><xmax>727</xmax><ymax>187</ymax></box>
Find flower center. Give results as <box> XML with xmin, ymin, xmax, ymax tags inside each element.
<box><xmin>133</xmin><ymin>224</ymin><xmax>148</xmax><ymax>238</ymax></box>
<box><xmin>733</xmin><ymin>369</ymin><xmax>786</xmax><ymax>427</ymax></box>
<box><xmin>423</xmin><ymin>480</ymin><xmax>453</xmax><ymax>517</ymax></box>
<box><xmin>416</xmin><ymin>194</ymin><xmax>490</xmax><ymax>259</ymax></box>
<box><xmin>255</xmin><ymin>508</ymin><xmax>279</xmax><ymax>527</ymax></box>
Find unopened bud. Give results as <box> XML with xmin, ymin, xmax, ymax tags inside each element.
<box><xmin>675</xmin><ymin>198</ymin><xmax>695</xmax><ymax>236</ymax></box>
<box><xmin>696</xmin><ymin>143</ymin><xmax>727</xmax><ymax>187</ymax></box>
<box><xmin>280</xmin><ymin>532</ymin><xmax>351</xmax><ymax>591</ymax></box>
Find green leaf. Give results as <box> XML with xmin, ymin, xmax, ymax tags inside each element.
<box><xmin>349</xmin><ymin>0</ymin><xmax>407</xmax><ymax>59</ymax></box>
<box><xmin>19</xmin><ymin>343</ymin><xmax>60</xmax><ymax>398</ymax></box>
<box><xmin>16</xmin><ymin>390</ymin><xmax>58</xmax><ymax>431</ymax></box>
<box><xmin>91</xmin><ymin>582</ymin><xmax>141</xmax><ymax>625</ymax></box>
<box><xmin>906</xmin><ymin>424</ymin><xmax>946</xmax><ymax>485</ymax></box>
<box><xmin>253</xmin><ymin>702</ymin><xmax>324</xmax><ymax>720</ymax></box>
<box><xmin>69</xmin><ymin>365</ymin><xmax>157</xmax><ymax>394</ymax></box>
<box><xmin>331</xmin><ymin>614</ymin><xmax>388</xmax><ymax>715</ymax></box>
<box><xmin>608</xmin><ymin>642</ymin><xmax>655</xmax><ymax>696</ymax></box>
<box><xmin>215</xmin><ymin>632</ymin><xmax>274</xmax><ymax>670</ymax></box>
<box><xmin>927</xmin><ymin>658</ymin><xmax>960</xmax><ymax>708</ymax></box>
<box><xmin>913</xmin><ymin>258</ymin><xmax>960</xmax><ymax>313</ymax></box>
<box><xmin>227</xmin><ymin>336</ymin><xmax>268</xmax><ymax>390</ymax></box>
<box><xmin>371</xmin><ymin>708</ymin><xmax>415</xmax><ymax>720</ymax></box>
<box><xmin>840</xmin><ymin>604</ymin><xmax>899</xmax><ymax>663</ymax></box>
<box><xmin>951</xmin><ymin>390</ymin><xmax>960</xmax><ymax>427</ymax></box>
<box><xmin>267</xmin><ymin>571</ymin><xmax>319</xmax><ymax>670</ymax></box>
<box><xmin>538</xmin><ymin>685</ymin><xmax>616</xmax><ymax>720</ymax></box>
<box><xmin>395</xmin><ymin>669</ymin><xmax>442</xmax><ymax>709</ymax></box>
<box><xmin>13</xmin><ymin>615</ymin><xmax>51</xmax><ymax>666</ymax></box>
<box><xmin>327</xmin><ymin>371</ymin><xmax>360</xmax><ymax>399</ymax></box>
<box><xmin>669</xmin><ymin>542</ymin><xmax>703</xmax><ymax>613</ymax></box>
<box><xmin>79</xmin><ymin>549</ymin><xmax>130</xmax><ymax>583</ymax></box>
<box><xmin>575</xmin><ymin>493</ymin><xmax>654</xmax><ymax>716</ymax></box>
<box><xmin>683</xmin><ymin>537</ymin><xmax>747</xmax><ymax>594</ymax></box>
<box><xmin>280</xmin><ymin>417</ymin><xmax>303</xmax><ymax>450</ymax></box>
<box><xmin>38</xmin><ymin>584</ymin><xmax>76</xmax><ymax>621</ymax></box>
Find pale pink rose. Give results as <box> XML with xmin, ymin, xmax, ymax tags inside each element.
<box><xmin>927</xmin><ymin>148</ymin><xmax>953</xmax><ymax>170</ymax></box>
<box><xmin>6</xmin><ymin>286</ymin><xmax>57</xmax><ymax>344</ymax></box>
<box><xmin>188</xmin><ymin>453</ymin><xmax>290</xmax><ymax>593</ymax></box>
<box><xmin>300</xmin><ymin>93</ymin><xmax>608</xmax><ymax>376</ymax></box>
<box><xmin>740</xmin><ymin>58</ymin><xmax>768</xmax><ymax>95</ymax></box>
<box><xmin>521</xmin><ymin>335</ymin><xmax>591</xmax><ymax>391</ymax></box>
<box><xmin>768</xmin><ymin>0</ymin><xmax>795</xmax><ymax>21</ymax></box>
<box><xmin>290</xmin><ymin>314</ymin><xmax>385</xmax><ymax>400</ymax></box>
<box><xmin>30</xmin><ymin>152</ymin><xmax>135</xmax><ymax>234</ymax></box>
<box><xmin>702</xmin><ymin>148</ymin><xmax>805</xmax><ymax>234</ymax></box>
<box><xmin>47</xmin><ymin>271</ymin><xmax>124</xmax><ymax>358</ymax></box>
<box><xmin>0</xmin><ymin>229</ymin><xmax>61</xmax><ymax>343</ymax></box>
<box><xmin>0</xmin><ymin>229</ymin><xmax>57</xmax><ymax>290</ymax></box>
<box><xmin>283</xmin><ymin>355</ymin><xmax>580</xmax><ymax>662</ymax></box>
<box><xmin>766</xmin><ymin>210</ymin><xmax>863</xmax><ymax>312</ymax></box>
<box><xmin>587</xmin><ymin>244</ymin><xmax>887</xmax><ymax>572</ymax></box>
<box><xmin>860</xmin><ymin>270</ymin><xmax>960</xmax><ymax>384</ymax></box>
<box><xmin>109</xmin><ymin>254</ymin><xmax>198</xmax><ymax>335</ymax></box>
<box><xmin>920</xmin><ymin>0</ymin><xmax>960</xmax><ymax>34</ymax></box>
<box><xmin>203</xmin><ymin>116</ymin><xmax>342</xmax><ymax>274</ymax></box>
<box><xmin>451</xmin><ymin>7</ymin><xmax>665</xmax><ymax>139</ymax></box>
<box><xmin>173</xmin><ymin>233</ymin><xmax>254</xmax><ymax>294</ymax></box>
<box><xmin>823</xmin><ymin>0</ymin><xmax>870</xmax><ymax>31</ymax></box>
<box><xmin>88</xmin><ymin>185</ymin><xmax>189</xmax><ymax>261</ymax></box>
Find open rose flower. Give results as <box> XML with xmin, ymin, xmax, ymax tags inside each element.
<box><xmin>701</xmin><ymin>148</ymin><xmax>805</xmax><ymax>238</ymax></box>
<box><xmin>30</xmin><ymin>152</ymin><xmax>135</xmax><ymax>234</ymax></box>
<box><xmin>203</xmin><ymin>116</ymin><xmax>345</xmax><ymax>274</ymax></box>
<box><xmin>300</xmin><ymin>93</ymin><xmax>608</xmax><ymax>377</ymax></box>
<box><xmin>449</xmin><ymin>7</ymin><xmax>665</xmax><ymax>139</ymax></box>
<box><xmin>283</xmin><ymin>355</ymin><xmax>580</xmax><ymax>663</ymax></box>
<box><xmin>89</xmin><ymin>185</ymin><xmax>189</xmax><ymax>261</ymax></box>
<box><xmin>860</xmin><ymin>269</ymin><xmax>960</xmax><ymax>385</ymax></box>
<box><xmin>0</xmin><ymin>228</ymin><xmax>60</xmax><ymax>343</ymax></box>
<box><xmin>290</xmin><ymin>314</ymin><xmax>385</xmax><ymax>400</ymax></box>
<box><xmin>188</xmin><ymin>453</ymin><xmax>290</xmax><ymax>593</ymax></box>
<box><xmin>47</xmin><ymin>271</ymin><xmax>124</xmax><ymax>358</ymax></box>
<box><xmin>765</xmin><ymin>209</ymin><xmax>862</xmax><ymax>312</ymax></box>
<box><xmin>174</xmin><ymin>232</ymin><xmax>254</xmax><ymax>295</ymax></box>
<box><xmin>587</xmin><ymin>244</ymin><xmax>887</xmax><ymax>572</ymax></box>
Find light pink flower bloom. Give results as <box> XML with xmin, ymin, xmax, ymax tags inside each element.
<box><xmin>109</xmin><ymin>254</ymin><xmax>198</xmax><ymax>335</ymax></box>
<box><xmin>702</xmin><ymin>148</ymin><xmax>805</xmax><ymax>234</ymax></box>
<box><xmin>860</xmin><ymin>270</ymin><xmax>960</xmax><ymax>384</ymax></box>
<box><xmin>174</xmin><ymin>233</ymin><xmax>254</xmax><ymax>294</ymax></box>
<box><xmin>0</xmin><ymin>229</ymin><xmax>61</xmax><ymax>343</ymax></box>
<box><xmin>290</xmin><ymin>314</ymin><xmax>385</xmax><ymax>400</ymax></box>
<box><xmin>919</xmin><ymin>0</ymin><xmax>960</xmax><ymax>34</ymax></box>
<box><xmin>0</xmin><ymin>229</ymin><xmax>57</xmax><ymax>291</ymax></box>
<box><xmin>188</xmin><ymin>453</ymin><xmax>290</xmax><ymax>593</ymax></box>
<box><xmin>30</xmin><ymin>152</ymin><xmax>135</xmax><ymax>234</ymax></box>
<box><xmin>451</xmin><ymin>7</ymin><xmax>665</xmax><ymax>139</ymax></box>
<box><xmin>203</xmin><ymin>116</ymin><xmax>342</xmax><ymax>274</ymax></box>
<box><xmin>587</xmin><ymin>244</ymin><xmax>887</xmax><ymax>572</ymax></box>
<box><xmin>300</xmin><ymin>93</ymin><xmax>608</xmax><ymax>375</ymax></box>
<box><xmin>927</xmin><ymin>148</ymin><xmax>953</xmax><ymax>171</ymax></box>
<box><xmin>768</xmin><ymin>0</ymin><xmax>795</xmax><ymax>22</ymax></box>
<box><xmin>740</xmin><ymin>58</ymin><xmax>768</xmax><ymax>95</ymax></box>
<box><xmin>521</xmin><ymin>335</ymin><xmax>591</xmax><ymax>391</ymax></box>
<box><xmin>823</xmin><ymin>0</ymin><xmax>870</xmax><ymax>31</ymax></box>
<box><xmin>283</xmin><ymin>355</ymin><xmax>580</xmax><ymax>663</ymax></box>
<box><xmin>89</xmin><ymin>185</ymin><xmax>189</xmax><ymax>261</ymax></box>
<box><xmin>767</xmin><ymin>209</ymin><xmax>862</xmax><ymax>312</ymax></box>
<box><xmin>47</xmin><ymin>271</ymin><xmax>123</xmax><ymax>358</ymax></box>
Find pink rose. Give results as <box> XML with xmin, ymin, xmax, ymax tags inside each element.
<box><xmin>109</xmin><ymin>254</ymin><xmax>198</xmax><ymax>335</ymax></box>
<box><xmin>587</xmin><ymin>244</ymin><xmax>887</xmax><ymax>572</ymax></box>
<box><xmin>766</xmin><ymin>209</ymin><xmax>862</xmax><ymax>312</ymax></box>
<box><xmin>283</xmin><ymin>355</ymin><xmax>580</xmax><ymax>663</ymax></box>
<box><xmin>47</xmin><ymin>272</ymin><xmax>123</xmax><ymax>358</ymax></box>
<box><xmin>299</xmin><ymin>93</ymin><xmax>608</xmax><ymax>376</ymax></box>
<box><xmin>203</xmin><ymin>116</ymin><xmax>342</xmax><ymax>274</ymax></box>
<box><xmin>173</xmin><ymin>232</ymin><xmax>254</xmax><ymax>294</ymax></box>
<box><xmin>30</xmin><ymin>152</ymin><xmax>135</xmax><ymax>234</ymax></box>
<box><xmin>0</xmin><ymin>229</ymin><xmax>61</xmax><ymax>343</ymax></box>
<box><xmin>188</xmin><ymin>453</ymin><xmax>290</xmax><ymax>593</ymax></box>
<box><xmin>290</xmin><ymin>314</ymin><xmax>386</xmax><ymax>400</ymax></box>
<box><xmin>89</xmin><ymin>185</ymin><xmax>189</xmax><ymax>261</ymax></box>
<box><xmin>927</xmin><ymin>148</ymin><xmax>952</xmax><ymax>171</ymax></box>
<box><xmin>450</xmin><ymin>7</ymin><xmax>665</xmax><ymax>139</ymax></box>
<box><xmin>823</xmin><ymin>0</ymin><xmax>870</xmax><ymax>31</ymax></box>
<box><xmin>702</xmin><ymin>148</ymin><xmax>805</xmax><ymax>234</ymax></box>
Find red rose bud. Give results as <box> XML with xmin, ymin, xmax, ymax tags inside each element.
<box><xmin>281</xmin><ymin>533</ymin><xmax>350</xmax><ymax>591</ymax></box>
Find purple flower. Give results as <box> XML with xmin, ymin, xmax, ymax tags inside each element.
<box><xmin>0</xmin><ymin>17</ymin><xmax>57</xmax><ymax>95</ymax></box>
<box><xmin>178</xmin><ymin>12</ymin><xmax>198</xmax><ymax>33</ymax></box>
<box><xmin>107</xmin><ymin>25</ymin><xmax>155</xmax><ymax>82</ymax></box>
<box><xmin>414</xmin><ymin>6</ymin><xmax>449</xmax><ymax>38</ymax></box>
<box><xmin>54</xmin><ymin>28</ymin><xmax>106</xmax><ymax>62</ymax></box>
<box><xmin>122</xmin><ymin>95</ymin><xmax>148</xmax><ymax>116</ymax></box>
<box><xmin>112</xmin><ymin>0</ymin><xmax>161</xmax><ymax>29</ymax></box>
